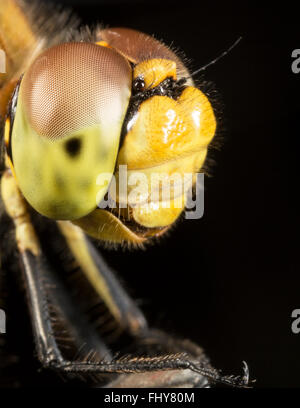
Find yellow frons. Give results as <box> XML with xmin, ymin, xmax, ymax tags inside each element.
<box><xmin>133</xmin><ymin>58</ymin><xmax>177</xmax><ymax>89</ymax></box>
<box><xmin>117</xmin><ymin>86</ymin><xmax>216</xmax><ymax>170</ymax></box>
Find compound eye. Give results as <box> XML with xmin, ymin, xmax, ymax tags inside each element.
<box><xmin>21</xmin><ymin>42</ymin><xmax>131</xmax><ymax>140</ymax></box>
<box><xmin>11</xmin><ymin>42</ymin><xmax>132</xmax><ymax>220</ymax></box>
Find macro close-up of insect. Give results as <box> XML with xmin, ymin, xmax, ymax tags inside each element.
<box><xmin>0</xmin><ymin>0</ymin><xmax>251</xmax><ymax>388</ymax></box>
<box><xmin>0</xmin><ymin>0</ymin><xmax>299</xmax><ymax>391</ymax></box>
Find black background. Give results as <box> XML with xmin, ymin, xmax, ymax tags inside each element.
<box><xmin>5</xmin><ymin>0</ymin><xmax>300</xmax><ymax>388</ymax></box>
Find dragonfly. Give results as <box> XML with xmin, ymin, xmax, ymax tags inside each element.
<box><xmin>0</xmin><ymin>0</ymin><xmax>250</xmax><ymax>387</ymax></box>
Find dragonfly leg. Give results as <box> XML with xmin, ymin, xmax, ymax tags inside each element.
<box><xmin>57</xmin><ymin>220</ymin><xmax>148</xmax><ymax>337</ymax></box>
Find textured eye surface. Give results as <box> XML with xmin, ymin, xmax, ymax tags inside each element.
<box><xmin>11</xmin><ymin>42</ymin><xmax>132</xmax><ymax>220</ymax></box>
<box><xmin>21</xmin><ymin>42</ymin><xmax>131</xmax><ymax>140</ymax></box>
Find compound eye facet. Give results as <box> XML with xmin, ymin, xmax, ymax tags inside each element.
<box><xmin>21</xmin><ymin>42</ymin><xmax>132</xmax><ymax>140</ymax></box>
<box><xmin>11</xmin><ymin>42</ymin><xmax>132</xmax><ymax>220</ymax></box>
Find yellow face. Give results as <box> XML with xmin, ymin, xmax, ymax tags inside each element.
<box><xmin>114</xmin><ymin>58</ymin><xmax>216</xmax><ymax>229</ymax></box>
<box><xmin>6</xmin><ymin>28</ymin><xmax>216</xmax><ymax>244</ymax></box>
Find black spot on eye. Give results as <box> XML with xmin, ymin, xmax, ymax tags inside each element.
<box><xmin>65</xmin><ymin>137</ymin><xmax>82</xmax><ymax>157</ymax></box>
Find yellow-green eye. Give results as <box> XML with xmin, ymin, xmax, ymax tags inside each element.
<box><xmin>11</xmin><ymin>42</ymin><xmax>132</xmax><ymax>220</ymax></box>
